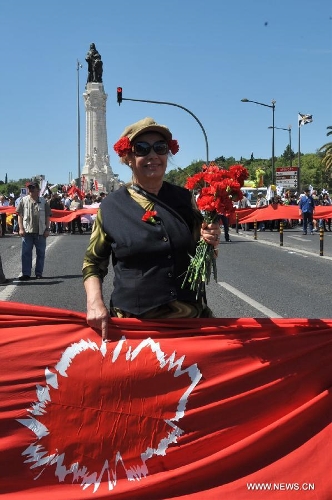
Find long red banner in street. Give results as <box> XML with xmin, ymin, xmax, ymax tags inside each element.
<box><xmin>0</xmin><ymin>302</ymin><xmax>331</xmax><ymax>499</ymax></box>
<box><xmin>2</xmin><ymin>205</ymin><xmax>332</xmax><ymax>223</ymax></box>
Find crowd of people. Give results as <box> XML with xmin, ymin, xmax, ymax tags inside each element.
<box><xmin>238</xmin><ymin>188</ymin><xmax>332</xmax><ymax>234</ymax></box>
<box><xmin>0</xmin><ymin>183</ymin><xmax>105</xmax><ymax>284</ymax></box>
<box><xmin>0</xmin><ymin>189</ymin><xmax>105</xmax><ymax>236</ymax></box>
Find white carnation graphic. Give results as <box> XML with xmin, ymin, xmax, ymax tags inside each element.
<box><xmin>17</xmin><ymin>336</ymin><xmax>202</xmax><ymax>493</ymax></box>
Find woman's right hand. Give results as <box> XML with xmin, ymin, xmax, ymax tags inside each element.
<box><xmin>86</xmin><ymin>300</ymin><xmax>109</xmax><ymax>341</ymax></box>
<box><xmin>85</xmin><ymin>277</ymin><xmax>110</xmax><ymax>341</ymax></box>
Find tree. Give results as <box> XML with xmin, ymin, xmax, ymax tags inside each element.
<box><xmin>281</xmin><ymin>144</ymin><xmax>295</xmax><ymax>165</ymax></box>
<box><xmin>214</xmin><ymin>156</ymin><xmax>226</xmax><ymax>167</ymax></box>
<box><xmin>0</xmin><ymin>178</ymin><xmax>31</xmax><ymax>198</ymax></box>
<box><xmin>319</xmin><ymin>126</ymin><xmax>332</xmax><ymax>175</ymax></box>
<box><xmin>297</xmin><ymin>154</ymin><xmax>324</xmax><ymax>189</ymax></box>
<box><xmin>165</xmin><ymin>161</ymin><xmax>204</xmax><ymax>186</ymax></box>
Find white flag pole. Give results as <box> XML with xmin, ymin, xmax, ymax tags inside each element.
<box><xmin>298</xmin><ymin>116</ymin><xmax>301</xmax><ymax>192</ymax></box>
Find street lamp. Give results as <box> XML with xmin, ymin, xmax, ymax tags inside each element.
<box><xmin>268</xmin><ymin>125</ymin><xmax>292</xmax><ymax>166</ymax></box>
<box><xmin>77</xmin><ymin>60</ymin><xmax>83</xmax><ymax>188</ymax></box>
<box><xmin>118</xmin><ymin>89</ymin><xmax>209</xmax><ymax>164</ymax></box>
<box><xmin>241</xmin><ymin>98</ymin><xmax>276</xmax><ymax>185</ymax></box>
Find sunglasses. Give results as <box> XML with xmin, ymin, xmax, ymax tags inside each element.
<box><xmin>132</xmin><ymin>141</ymin><xmax>169</xmax><ymax>157</ymax></box>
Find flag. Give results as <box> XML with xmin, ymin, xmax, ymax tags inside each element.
<box><xmin>298</xmin><ymin>113</ymin><xmax>313</xmax><ymax>127</ymax></box>
<box><xmin>67</xmin><ymin>184</ymin><xmax>85</xmax><ymax>200</ymax></box>
<box><xmin>0</xmin><ymin>302</ymin><xmax>331</xmax><ymax>499</ymax></box>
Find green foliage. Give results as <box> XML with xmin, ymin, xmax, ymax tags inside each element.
<box><xmin>281</xmin><ymin>145</ymin><xmax>296</xmax><ymax>164</ymax></box>
<box><xmin>165</xmin><ymin>150</ymin><xmax>327</xmax><ymax>192</ymax></box>
<box><xmin>0</xmin><ymin>178</ymin><xmax>31</xmax><ymax>198</ymax></box>
<box><xmin>299</xmin><ymin>154</ymin><xmax>325</xmax><ymax>189</ymax></box>
<box><xmin>165</xmin><ymin>160</ymin><xmax>204</xmax><ymax>186</ymax></box>
<box><xmin>319</xmin><ymin>126</ymin><xmax>332</xmax><ymax>174</ymax></box>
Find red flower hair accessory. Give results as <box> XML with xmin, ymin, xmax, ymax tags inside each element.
<box><xmin>113</xmin><ymin>137</ymin><xmax>132</xmax><ymax>157</ymax></box>
<box><xmin>168</xmin><ymin>139</ymin><xmax>179</xmax><ymax>155</ymax></box>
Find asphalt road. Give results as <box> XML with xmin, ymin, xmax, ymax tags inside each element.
<box><xmin>1</xmin><ymin>225</ymin><xmax>332</xmax><ymax>319</ymax></box>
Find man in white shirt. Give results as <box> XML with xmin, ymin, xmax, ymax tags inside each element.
<box><xmin>16</xmin><ymin>181</ymin><xmax>52</xmax><ymax>281</ymax></box>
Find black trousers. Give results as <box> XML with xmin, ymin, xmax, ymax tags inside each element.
<box><xmin>70</xmin><ymin>216</ymin><xmax>82</xmax><ymax>233</ymax></box>
<box><xmin>220</xmin><ymin>214</ymin><xmax>230</xmax><ymax>241</ymax></box>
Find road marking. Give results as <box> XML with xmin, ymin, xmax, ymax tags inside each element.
<box><xmin>218</xmin><ymin>281</ymin><xmax>283</xmax><ymax>318</ymax></box>
<box><xmin>287</xmin><ymin>235</ymin><xmax>311</xmax><ymax>242</ymax></box>
<box><xmin>0</xmin><ymin>238</ymin><xmax>59</xmax><ymax>301</ymax></box>
<box><xmin>232</xmin><ymin>233</ymin><xmax>332</xmax><ymax>260</ymax></box>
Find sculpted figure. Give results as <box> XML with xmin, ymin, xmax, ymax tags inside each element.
<box><xmin>85</xmin><ymin>43</ymin><xmax>103</xmax><ymax>83</ymax></box>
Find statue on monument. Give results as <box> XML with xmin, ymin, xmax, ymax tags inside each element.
<box><xmin>85</xmin><ymin>43</ymin><xmax>103</xmax><ymax>83</ymax></box>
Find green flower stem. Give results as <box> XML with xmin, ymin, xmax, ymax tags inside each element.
<box><xmin>182</xmin><ymin>211</ymin><xmax>219</xmax><ymax>297</ymax></box>
<box><xmin>182</xmin><ymin>240</ymin><xmax>218</xmax><ymax>297</ymax></box>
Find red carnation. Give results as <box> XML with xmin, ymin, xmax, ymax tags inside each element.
<box><xmin>168</xmin><ymin>140</ymin><xmax>179</xmax><ymax>155</ymax></box>
<box><xmin>182</xmin><ymin>162</ymin><xmax>248</xmax><ymax>296</ymax></box>
<box><xmin>113</xmin><ymin>137</ymin><xmax>132</xmax><ymax>157</ymax></box>
<box><xmin>142</xmin><ymin>210</ymin><xmax>158</xmax><ymax>224</ymax></box>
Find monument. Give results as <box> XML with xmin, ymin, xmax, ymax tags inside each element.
<box><xmin>81</xmin><ymin>43</ymin><xmax>119</xmax><ymax>193</ymax></box>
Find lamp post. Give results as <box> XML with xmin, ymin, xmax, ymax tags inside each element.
<box><xmin>241</xmin><ymin>98</ymin><xmax>276</xmax><ymax>185</ymax></box>
<box><xmin>77</xmin><ymin>60</ymin><xmax>83</xmax><ymax>188</ymax></box>
<box><xmin>268</xmin><ymin>125</ymin><xmax>292</xmax><ymax>166</ymax></box>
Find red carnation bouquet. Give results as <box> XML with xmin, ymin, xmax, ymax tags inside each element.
<box><xmin>182</xmin><ymin>163</ymin><xmax>249</xmax><ymax>296</ymax></box>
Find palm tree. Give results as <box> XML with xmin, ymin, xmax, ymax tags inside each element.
<box><xmin>319</xmin><ymin>126</ymin><xmax>332</xmax><ymax>173</ymax></box>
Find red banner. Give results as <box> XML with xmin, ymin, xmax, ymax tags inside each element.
<box><xmin>238</xmin><ymin>204</ymin><xmax>332</xmax><ymax>223</ymax></box>
<box><xmin>3</xmin><ymin>205</ymin><xmax>332</xmax><ymax>223</ymax></box>
<box><xmin>0</xmin><ymin>206</ymin><xmax>99</xmax><ymax>223</ymax></box>
<box><xmin>0</xmin><ymin>302</ymin><xmax>331</xmax><ymax>499</ymax></box>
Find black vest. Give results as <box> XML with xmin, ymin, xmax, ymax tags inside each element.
<box><xmin>100</xmin><ymin>183</ymin><xmax>201</xmax><ymax>315</ymax></box>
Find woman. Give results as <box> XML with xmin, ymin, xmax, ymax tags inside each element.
<box><xmin>83</xmin><ymin>117</ymin><xmax>220</xmax><ymax>340</ymax></box>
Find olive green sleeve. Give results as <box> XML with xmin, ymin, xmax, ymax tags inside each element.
<box><xmin>82</xmin><ymin>210</ymin><xmax>112</xmax><ymax>282</ymax></box>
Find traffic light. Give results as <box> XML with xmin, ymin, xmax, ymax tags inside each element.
<box><xmin>117</xmin><ymin>87</ymin><xmax>122</xmax><ymax>105</ymax></box>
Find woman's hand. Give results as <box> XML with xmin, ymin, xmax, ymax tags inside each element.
<box><xmin>85</xmin><ymin>277</ymin><xmax>110</xmax><ymax>340</ymax></box>
<box><xmin>86</xmin><ymin>300</ymin><xmax>109</xmax><ymax>340</ymax></box>
<box><xmin>200</xmin><ymin>221</ymin><xmax>221</xmax><ymax>248</ymax></box>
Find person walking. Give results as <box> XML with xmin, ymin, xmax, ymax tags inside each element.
<box><xmin>16</xmin><ymin>181</ymin><xmax>52</xmax><ymax>280</ymax></box>
<box><xmin>321</xmin><ymin>192</ymin><xmax>331</xmax><ymax>231</ymax></box>
<box><xmin>0</xmin><ymin>255</ymin><xmax>9</xmax><ymax>284</ymax></box>
<box><xmin>256</xmin><ymin>193</ymin><xmax>267</xmax><ymax>231</ymax></box>
<box><xmin>69</xmin><ymin>194</ymin><xmax>83</xmax><ymax>234</ymax></box>
<box><xmin>238</xmin><ymin>192</ymin><xmax>252</xmax><ymax>231</ymax></box>
<box><xmin>0</xmin><ymin>224</ymin><xmax>9</xmax><ymax>284</ymax></box>
<box><xmin>219</xmin><ymin>214</ymin><xmax>232</xmax><ymax>242</ymax></box>
<box><xmin>49</xmin><ymin>192</ymin><xmax>64</xmax><ymax>234</ymax></box>
<box><xmin>299</xmin><ymin>188</ymin><xmax>315</xmax><ymax>235</ymax></box>
<box><xmin>0</xmin><ymin>195</ymin><xmax>8</xmax><ymax>236</ymax></box>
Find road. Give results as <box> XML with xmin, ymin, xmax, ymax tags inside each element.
<box><xmin>1</xmin><ymin>225</ymin><xmax>332</xmax><ymax>319</ymax></box>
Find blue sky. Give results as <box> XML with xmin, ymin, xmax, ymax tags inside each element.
<box><xmin>1</xmin><ymin>0</ymin><xmax>331</xmax><ymax>185</ymax></box>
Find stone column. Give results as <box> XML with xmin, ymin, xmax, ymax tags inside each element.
<box><xmin>81</xmin><ymin>82</ymin><xmax>118</xmax><ymax>193</ymax></box>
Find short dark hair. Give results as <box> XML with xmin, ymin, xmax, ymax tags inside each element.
<box><xmin>27</xmin><ymin>182</ymin><xmax>40</xmax><ymax>190</ymax></box>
